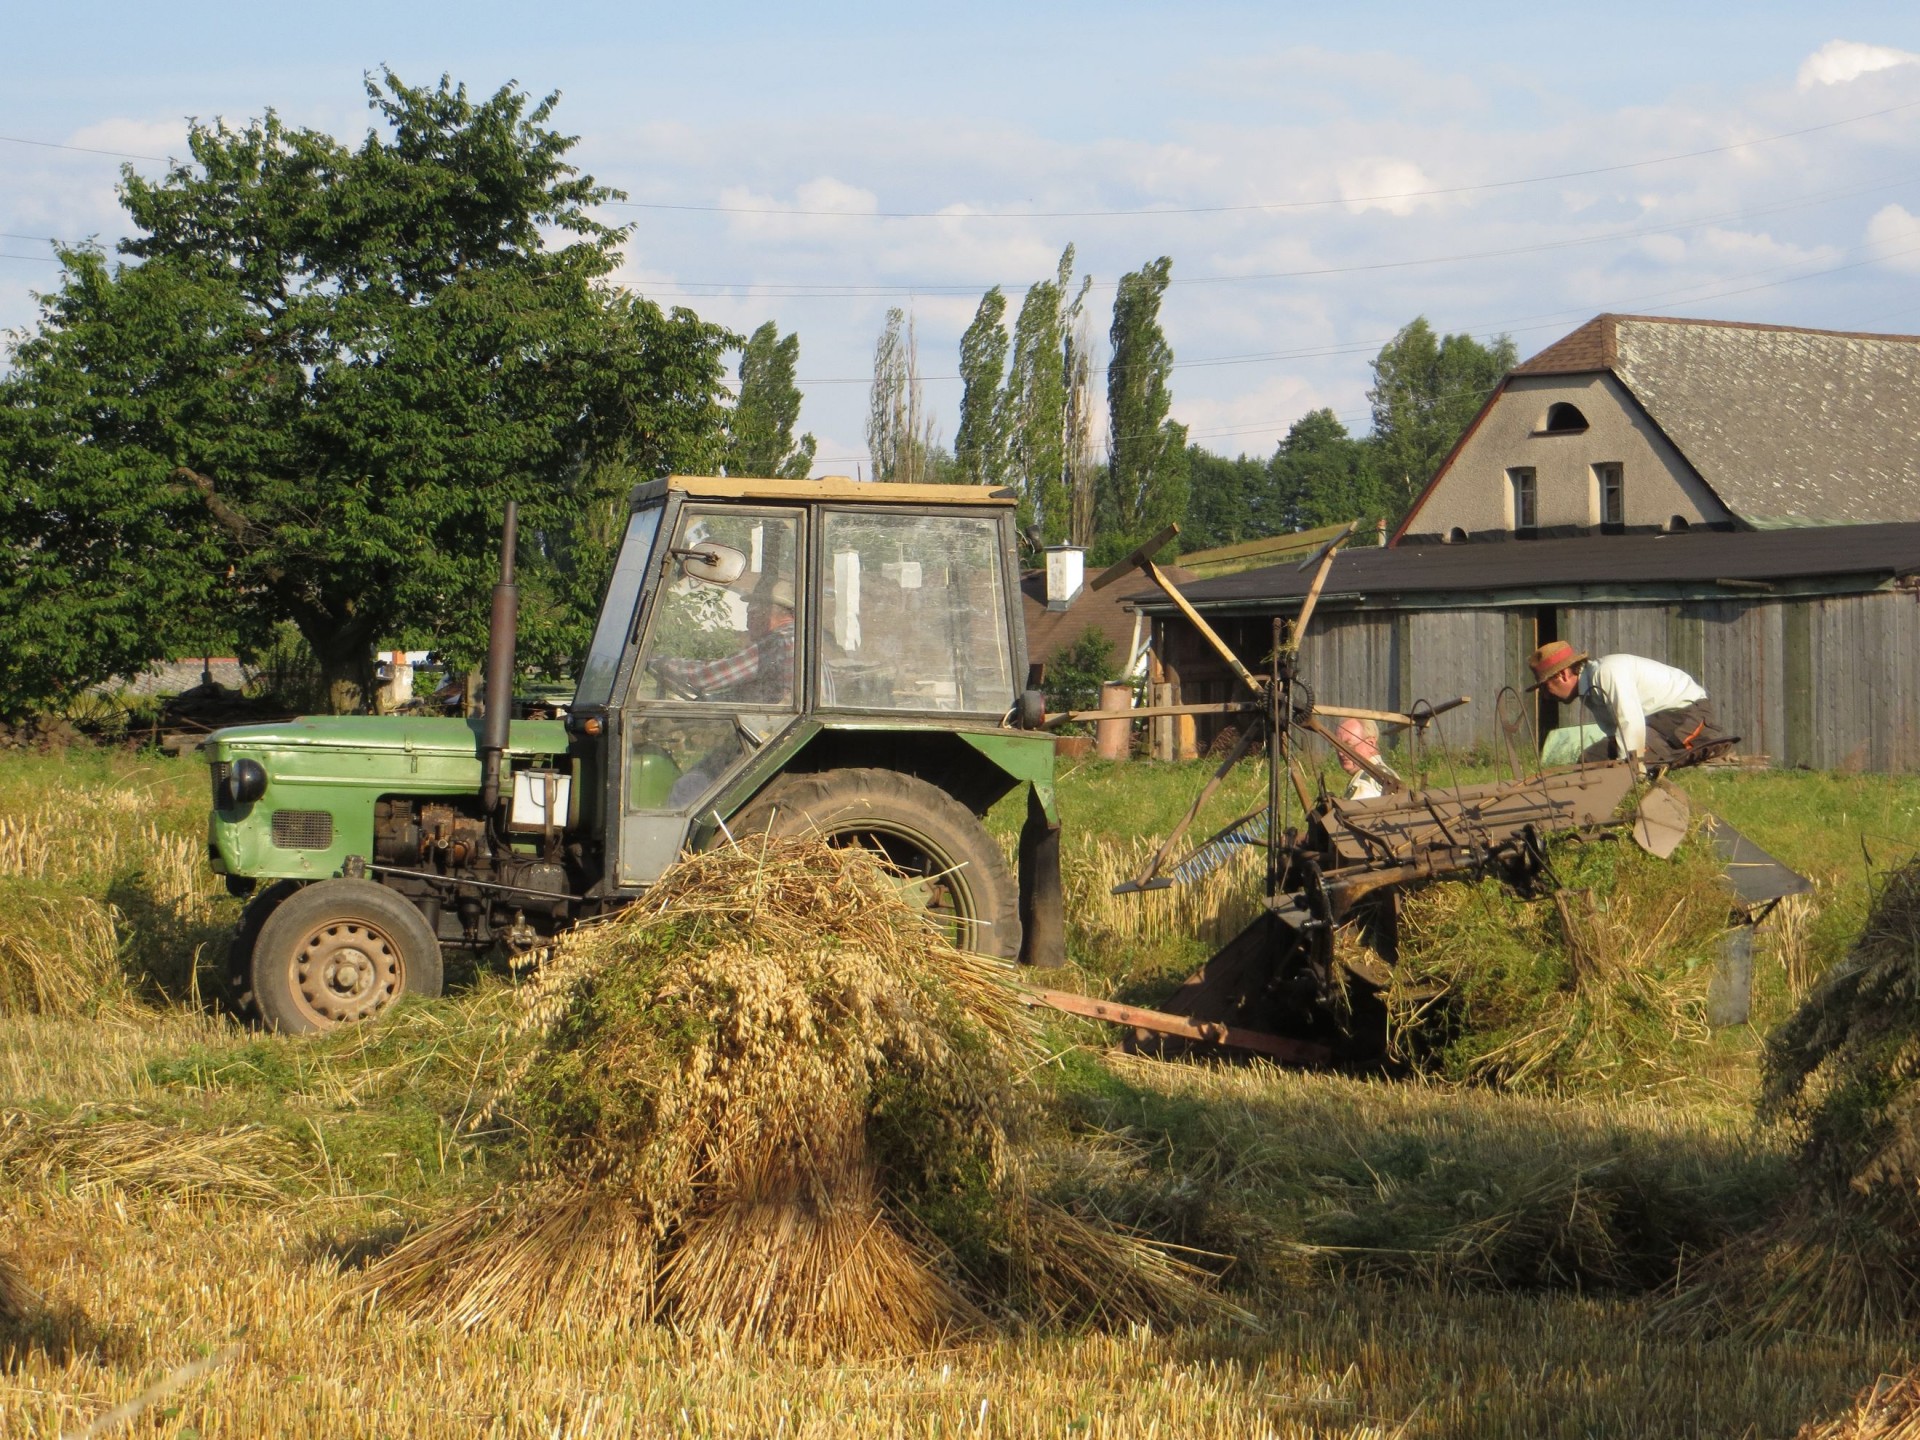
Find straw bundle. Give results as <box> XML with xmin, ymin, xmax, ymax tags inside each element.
<box><xmin>0</xmin><ymin>1250</ymin><xmax>31</xmax><ymax>1326</ymax></box>
<box><xmin>1385</xmin><ymin>835</ymin><xmax>1728</xmax><ymax>1091</ymax></box>
<box><xmin>0</xmin><ymin>896</ymin><xmax>126</xmax><ymax>1018</ymax></box>
<box><xmin>1794</xmin><ymin>1372</ymin><xmax>1920</xmax><ymax>1440</ymax></box>
<box><xmin>360</xmin><ymin>837</ymin><xmax>1219</xmax><ymax>1352</ymax></box>
<box><xmin>1664</xmin><ymin>859</ymin><xmax>1920</xmax><ymax>1338</ymax></box>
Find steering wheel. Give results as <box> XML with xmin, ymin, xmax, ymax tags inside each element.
<box><xmin>646</xmin><ymin>659</ymin><xmax>702</xmax><ymax>702</ymax></box>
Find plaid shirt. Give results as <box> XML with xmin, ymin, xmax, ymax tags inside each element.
<box><xmin>653</xmin><ymin>623</ymin><xmax>795</xmax><ymax>702</ymax></box>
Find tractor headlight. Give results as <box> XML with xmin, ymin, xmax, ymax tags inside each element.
<box><xmin>222</xmin><ymin>757</ymin><xmax>268</xmax><ymax>807</ymax></box>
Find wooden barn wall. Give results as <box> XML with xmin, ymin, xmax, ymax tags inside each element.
<box><xmin>1807</xmin><ymin>591</ymin><xmax>1920</xmax><ymax>771</ymax></box>
<box><xmin>1153</xmin><ymin>588</ymin><xmax>1920</xmax><ymax>771</ymax></box>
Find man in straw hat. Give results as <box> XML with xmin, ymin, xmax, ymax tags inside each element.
<box><xmin>1527</xmin><ymin>641</ymin><xmax>1733</xmax><ymax>774</ymax></box>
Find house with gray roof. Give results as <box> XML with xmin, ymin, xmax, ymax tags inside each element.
<box><xmin>1133</xmin><ymin>315</ymin><xmax>1920</xmax><ymax>771</ymax></box>
<box><xmin>1395</xmin><ymin>314</ymin><xmax>1920</xmax><ymax>543</ymax></box>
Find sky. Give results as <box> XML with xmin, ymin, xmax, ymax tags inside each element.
<box><xmin>5</xmin><ymin>1</ymin><xmax>1920</xmax><ymax>475</ymax></box>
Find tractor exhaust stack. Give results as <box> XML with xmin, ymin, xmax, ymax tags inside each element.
<box><xmin>479</xmin><ymin>501</ymin><xmax>519</xmax><ymax>814</ymax></box>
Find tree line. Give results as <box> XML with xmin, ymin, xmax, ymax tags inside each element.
<box><xmin>861</xmin><ymin>256</ymin><xmax>1516</xmax><ymax>564</ymax></box>
<box><xmin>0</xmin><ymin>71</ymin><xmax>1513</xmax><ymax>719</ymax></box>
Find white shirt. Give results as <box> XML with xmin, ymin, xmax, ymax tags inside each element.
<box><xmin>1577</xmin><ymin>654</ymin><xmax>1706</xmax><ymax>759</ymax></box>
<box><xmin>1343</xmin><ymin>756</ymin><xmax>1401</xmax><ymax>801</ymax></box>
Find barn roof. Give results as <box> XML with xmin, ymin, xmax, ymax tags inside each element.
<box><xmin>1130</xmin><ymin>520</ymin><xmax>1920</xmax><ymax>613</ymax></box>
<box><xmin>1509</xmin><ymin>314</ymin><xmax>1920</xmax><ymax>528</ymax></box>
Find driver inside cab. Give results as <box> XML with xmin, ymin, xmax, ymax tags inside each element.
<box><xmin>649</xmin><ymin>576</ymin><xmax>796</xmax><ymax>705</ymax></box>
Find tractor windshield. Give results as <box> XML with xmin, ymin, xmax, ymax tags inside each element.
<box><xmin>575</xmin><ymin>504</ymin><xmax>664</xmax><ymax>708</ymax></box>
<box><xmin>818</xmin><ymin>511</ymin><xmax>1014</xmax><ymax>714</ymax></box>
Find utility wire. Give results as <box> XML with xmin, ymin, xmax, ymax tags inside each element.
<box><xmin>811</xmin><ymin>226</ymin><xmax>1920</xmax><ymax>464</ymax></box>
<box><xmin>603</xmin><ymin>96</ymin><xmax>1920</xmax><ymax>219</ymax></box>
<box><xmin>0</xmin><ymin>132</ymin><xmax>169</xmax><ymax>162</ymax></box>
<box><xmin>792</xmin><ymin>220</ymin><xmax>1920</xmax><ymax>387</ymax></box>
<box><xmin>6</xmin><ymin>90</ymin><xmax>1917</xmax><ymax>214</ymax></box>
<box><xmin>632</xmin><ymin>171</ymin><xmax>1918</xmax><ymax>301</ymax></box>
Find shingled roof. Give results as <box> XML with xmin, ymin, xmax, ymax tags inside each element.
<box><xmin>1128</xmin><ymin>520</ymin><xmax>1920</xmax><ymax>613</ymax></box>
<box><xmin>1510</xmin><ymin>314</ymin><xmax>1920</xmax><ymax>527</ymax></box>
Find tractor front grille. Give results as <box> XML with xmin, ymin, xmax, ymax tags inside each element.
<box><xmin>210</xmin><ymin>760</ymin><xmax>230</xmax><ymax>806</ymax></box>
<box><xmin>271</xmin><ymin>810</ymin><xmax>333</xmax><ymax>851</ymax></box>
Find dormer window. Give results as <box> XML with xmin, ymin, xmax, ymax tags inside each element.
<box><xmin>1508</xmin><ymin>467</ymin><xmax>1537</xmax><ymax>531</ymax></box>
<box><xmin>1544</xmin><ymin>402</ymin><xmax>1589</xmax><ymax>433</ymax></box>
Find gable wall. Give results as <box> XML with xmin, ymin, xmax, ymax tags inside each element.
<box><xmin>1407</xmin><ymin>373</ymin><xmax>1733</xmax><ymax>537</ymax></box>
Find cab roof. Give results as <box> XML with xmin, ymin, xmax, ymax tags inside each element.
<box><xmin>631</xmin><ymin>474</ymin><xmax>1018</xmax><ymax>508</ymax></box>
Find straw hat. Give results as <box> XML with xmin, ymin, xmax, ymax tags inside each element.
<box><xmin>1526</xmin><ymin>640</ymin><xmax>1589</xmax><ymax>691</ymax></box>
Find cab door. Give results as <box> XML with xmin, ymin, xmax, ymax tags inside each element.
<box><xmin>615</xmin><ymin>505</ymin><xmax>804</xmax><ymax>886</ymax></box>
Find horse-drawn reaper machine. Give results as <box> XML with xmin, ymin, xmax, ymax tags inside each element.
<box><xmin>1027</xmin><ymin>522</ymin><xmax>1680</xmax><ymax>1066</ymax></box>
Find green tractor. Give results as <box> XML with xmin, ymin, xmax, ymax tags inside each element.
<box><xmin>206</xmin><ymin>476</ymin><xmax>1064</xmax><ymax>1032</ymax></box>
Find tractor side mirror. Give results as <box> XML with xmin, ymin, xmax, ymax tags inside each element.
<box><xmin>671</xmin><ymin>543</ymin><xmax>747</xmax><ymax>586</ymax></box>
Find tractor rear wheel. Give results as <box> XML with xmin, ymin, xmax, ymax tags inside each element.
<box><xmin>250</xmin><ymin>879</ymin><xmax>444</xmax><ymax>1034</ymax></box>
<box><xmin>727</xmin><ymin>767</ymin><xmax>1020</xmax><ymax>960</ymax></box>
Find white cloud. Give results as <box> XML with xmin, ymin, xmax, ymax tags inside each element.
<box><xmin>1337</xmin><ymin>158</ymin><xmax>1444</xmax><ymax>216</ymax></box>
<box><xmin>67</xmin><ymin>118</ymin><xmax>191</xmax><ymax>160</ymax></box>
<box><xmin>1796</xmin><ymin>40</ymin><xmax>1920</xmax><ymax>89</ymax></box>
<box><xmin>1867</xmin><ymin>204</ymin><xmax>1920</xmax><ymax>275</ymax></box>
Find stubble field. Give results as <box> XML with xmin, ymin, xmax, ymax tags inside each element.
<box><xmin>2</xmin><ymin>743</ymin><xmax>1917</xmax><ymax>1438</ymax></box>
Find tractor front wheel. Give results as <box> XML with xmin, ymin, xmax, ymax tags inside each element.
<box><xmin>727</xmin><ymin>768</ymin><xmax>1020</xmax><ymax>961</ymax></box>
<box><xmin>250</xmin><ymin>879</ymin><xmax>444</xmax><ymax>1034</ymax></box>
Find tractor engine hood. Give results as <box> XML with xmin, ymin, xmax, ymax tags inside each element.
<box><xmin>206</xmin><ymin>716</ymin><xmax>571</xmax><ymax>883</ymax></box>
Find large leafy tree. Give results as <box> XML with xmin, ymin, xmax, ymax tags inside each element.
<box><xmin>1184</xmin><ymin>447</ymin><xmax>1280</xmax><ymax>551</ymax></box>
<box><xmin>1097</xmin><ymin>256</ymin><xmax>1187</xmax><ymax>562</ymax></box>
<box><xmin>1272</xmin><ymin>409</ymin><xmax>1389</xmax><ymax>531</ymax></box>
<box><xmin>1367</xmin><ymin>317</ymin><xmax>1516</xmax><ymax>522</ymax></box>
<box><xmin>726</xmin><ymin>321</ymin><xmax>814</xmax><ymax>479</ymax></box>
<box><xmin>0</xmin><ymin>72</ymin><xmax>736</xmax><ymax>716</ymax></box>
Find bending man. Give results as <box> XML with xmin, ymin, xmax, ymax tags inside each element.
<box><xmin>1527</xmin><ymin>641</ymin><xmax>1733</xmax><ymax>773</ymax></box>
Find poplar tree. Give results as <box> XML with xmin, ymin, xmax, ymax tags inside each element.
<box><xmin>867</xmin><ymin>308</ymin><xmax>935</xmax><ymax>483</ymax></box>
<box><xmin>955</xmin><ymin>288</ymin><xmax>1010</xmax><ymax>488</ymax></box>
<box><xmin>726</xmin><ymin>321</ymin><xmax>815</xmax><ymax>479</ymax></box>
<box><xmin>1064</xmin><ymin>308</ymin><xmax>1099</xmax><ymax>545</ymax></box>
<box><xmin>1001</xmin><ymin>246</ymin><xmax>1089</xmax><ymax>543</ymax></box>
<box><xmin>1099</xmin><ymin>256</ymin><xmax>1187</xmax><ymax>559</ymax></box>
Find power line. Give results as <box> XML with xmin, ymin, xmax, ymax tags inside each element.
<box><xmin>6</xmin><ymin>88</ymin><xmax>1915</xmax><ymax>218</ymax></box>
<box><xmin>634</xmin><ymin>172</ymin><xmax>1917</xmax><ymax>302</ymax></box>
<box><xmin>0</xmin><ymin>133</ymin><xmax>169</xmax><ymax>163</ymax></box>
<box><xmin>786</xmin><ymin>220</ymin><xmax>1920</xmax><ymax>388</ymax></box>
<box><xmin>604</xmin><ymin>95</ymin><xmax>1920</xmax><ymax>220</ymax></box>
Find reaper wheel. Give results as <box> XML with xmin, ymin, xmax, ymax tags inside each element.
<box><xmin>727</xmin><ymin>767</ymin><xmax>1020</xmax><ymax>961</ymax></box>
<box><xmin>251</xmin><ymin>879</ymin><xmax>443</xmax><ymax>1034</ymax></box>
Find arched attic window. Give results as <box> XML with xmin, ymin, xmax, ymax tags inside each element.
<box><xmin>1448</xmin><ymin>527</ymin><xmax>1467</xmax><ymax>544</ymax></box>
<box><xmin>1668</xmin><ymin>515</ymin><xmax>1690</xmax><ymax>532</ymax></box>
<box><xmin>1543</xmin><ymin>402</ymin><xmax>1589</xmax><ymax>433</ymax></box>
